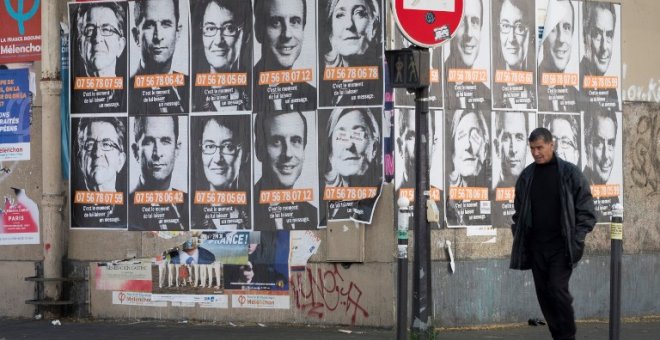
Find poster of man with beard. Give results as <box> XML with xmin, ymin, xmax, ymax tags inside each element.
<box><xmin>318</xmin><ymin>0</ymin><xmax>383</xmax><ymax>108</ymax></box>
<box><xmin>71</xmin><ymin>117</ymin><xmax>128</xmax><ymax>229</ymax></box>
<box><xmin>491</xmin><ymin>0</ymin><xmax>537</xmax><ymax>110</ymax></box>
<box><xmin>190</xmin><ymin>115</ymin><xmax>251</xmax><ymax>230</ymax></box>
<box><xmin>445</xmin><ymin>109</ymin><xmax>492</xmax><ymax>227</ymax></box>
<box><xmin>128</xmin><ymin>115</ymin><xmax>189</xmax><ymax>231</ymax></box>
<box><xmin>252</xmin><ymin>0</ymin><xmax>317</xmax><ymax>113</ymax></box>
<box><xmin>490</xmin><ymin>110</ymin><xmax>535</xmax><ymax>228</ymax></box>
<box><xmin>69</xmin><ymin>1</ymin><xmax>129</xmax><ymax>114</ymax></box>
<box><xmin>253</xmin><ymin>111</ymin><xmax>319</xmax><ymax>230</ymax></box>
<box><xmin>583</xmin><ymin>110</ymin><xmax>623</xmax><ymax>223</ymax></box>
<box><xmin>190</xmin><ymin>0</ymin><xmax>253</xmax><ymax>112</ymax></box>
<box><xmin>443</xmin><ymin>0</ymin><xmax>491</xmax><ymax>110</ymax></box>
<box><xmin>319</xmin><ymin>107</ymin><xmax>382</xmax><ymax>226</ymax></box>
<box><xmin>579</xmin><ymin>1</ymin><xmax>621</xmax><ymax>112</ymax></box>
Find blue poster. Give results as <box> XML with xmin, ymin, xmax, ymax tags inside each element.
<box><xmin>0</xmin><ymin>68</ymin><xmax>31</xmax><ymax>161</ymax></box>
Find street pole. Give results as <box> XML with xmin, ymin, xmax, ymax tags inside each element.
<box><xmin>397</xmin><ymin>197</ymin><xmax>411</xmax><ymax>340</ymax></box>
<box><xmin>609</xmin><ymin>204</ymin><xmax>623</xmax><ymax>340</ymax></box>
<box><xmin>411</xmin><ymin>81</ymin><xmax>432</xmax><ymax>338</ymax></box>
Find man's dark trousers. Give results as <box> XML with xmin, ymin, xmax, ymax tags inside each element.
<box><xmin>530</xmin><ymin>244</ymin><xmax>576</xmax><ymax>340</ymax></box>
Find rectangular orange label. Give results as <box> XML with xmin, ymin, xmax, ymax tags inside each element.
<box><xmin>447</xmin><ymin>68</ymin><xmax>488</xmax><ymax>83</ymax></box>
<box><xmin>195</xmin><ymin>72</ymin><xmax>247</xmax><ymax>87</ymax></box>
<box><xmin>258</xmin><ymin>68</ymin><xmax>313</xmax><ymax>85</ymax></box>
<box><xmin>194</xmin><ymin>191</ymin><xmax>247</xmax><ymax>205</ymax></box>
<box><xmin>259</xmin><ymin>189</ymin><xmax>313</xmax><ymax>204</ymax></box>
<box><xmin>398</xmin><ymin>187</ymin><xmax>441</xmax><ymax>202</ymax></box>
<box><xmin>74</xmin><ymin>77</ymin><xmax>123</xmax><ymax>90</ymax></box>
<box><xmin>495</xmin><ymin>187</ymin><xmax>515</xmax><ymax>202</ymax></box>
<box><xmin>323</xmin><ymin>66</ymin><xmax>379</xmax><ymax>81</ymax></box>
<box><xmin>431</xmin><ymin>68</ymin><xmax>440</xmax><ymax>83</ymax></box>
<box><xmin>133</xmin><ymin>73</ymin><xmax>185</xmax><ymax>88</ymax></box>
<box><xmin>591</xmin><ymin>184</ymin><xmax>620</xmax><ymax>198</ymax></box>
<box><xmin>74</xmin><ymin>191</ymin><xmax>124</xmax><ymax>205</ymax></box>
<box><xmin>582</xmin><ymin>75</ymin><xmax>618</xmax><ymax>89</ymax></box>
<box><xmin>495</xmin><ymin>70</ymin><xmax>534</xmax><ymax>84</ymax></box>
<box><xmin>541</xmin><ymin>72</ymin><xmax>578</xmax><ymax>86</ymax></box>
<box><xmin>132</xmin><ymin>191</ymin><xmax>185</xmax><ymax>205</ymax></box>
<box><xmin>323</xmin><ymin>186</ymin><xmax>378</xmax><ymax>201</ymax></box>
<box><xmin>448</xmin><ymin>187</ymin><xmax>489</xmax><ymax>201</ymax></box>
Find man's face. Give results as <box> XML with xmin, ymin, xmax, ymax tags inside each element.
<box><xmin>544</xmin><ymin>1</ymin><xmax>573</xmax><ymax>72</ymax></box>
<box><xmin>452</xmin><ymin>112</ymin><xmax>486</xmax><ymax>178</ymax></box>
<box><xmin>135</xmin><ymin>117</ymin><xmax>179</xmax><ymax>184</ymax></box>
<box><xmin>264</xmin><ymin>112</ymin><xmax>306</xmax><ymax>188</ymax></box>
<box><xmin>82</xmin><ymin>121</ymin><xmax>126</xmax><ymax>190</ymax></box>
<box><xmin>590</xmin><ymin>116</ymin><xmax>616</xmax><ymax>182</ymax></box>
<box><xmin>79</xmin><ymin>7</ymin><xmax>126</xmax><ymax>74</ymax></box>
<box><xmin>499</xmin><ymin>0</ymin><xmax>527</xmax><ymax>69</ymax></box>
<box><xmin>201</xmin><ymin>119</ymin><xmax>241</xmax><ymax>190</ymax></box>
<box><xmin>330</xmin><ymin>0</ymin><xmax>376</xmax><ymax>57</ymax></box>
<box><xmin>586</xmin><ymin>7</ymin><xmax>614</xmax><ymax>75</ymax></box>
<box><xmin>331</xmin><ymin>110</ymin><xmax>377</xmax><ymax>177</ymax></box>
<box><xmin>529</xmin><ymin>138</ymin><xmax>554</xmax><ymax>165</ymax></box>
<box><xmin>202</xmin><ymin>2</ymin><xmax>241</xmax><ymax>72</ymax></box>
<box><xmin>264</xmin><ymin>0</ymin><xmax>304</xmax><ymax>69</ymax></box>
<box><xmin>454</xmin><ymin>0</ymin><xmax>482</xmax><ymax>67</ymax></box>
<box><xmin>549</xmin><ymin>118</ymin><xmax>579</xmax><ymax>164</ymax></box>
<box><xmin>401</xmin><ymin>112</ymin><xmax>415</xmax><ymax>166</ymax></box>
<box><xmin>136</xmin><ymin>0</ymin><xmax>179</xmax><ymax>68</ymax></box>
<box><xmin>498</xmin><ymin>112</ymin><xmax>527</xmax><ymax>177</ymax></box>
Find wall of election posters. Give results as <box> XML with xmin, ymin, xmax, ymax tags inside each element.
<box><xmin>69</xmin><ymin>0</ymin><xmax>622</xmax><ymax>234</ymax></box>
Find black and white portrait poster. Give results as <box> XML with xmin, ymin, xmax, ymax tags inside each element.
<box><xmin>252</xmin><ymin>0</ymin><xmax>317</xmax><ymax>113</ymax></box>
<box><xmin>190</xmin><ymin>115</ymin><xmax>252</xmax><ymax>230</ymax></box>
<box><xmin>491</xmin><ymin>0</ymin><xmax>537</xmax><ymax>110</ymax></box>
<box><xmin>128</xmin><ymin>0</ymin><xmax>190</xmax><ymax>114</ymax></box>
<box><xmin>443</xmin><ymin>0</ymin><xmax>491</xmax><ymax>110</ymax></box>
<box><xmin>252</xmin><ymin>111</ymin><xmax>319</xmax><ymax>231</ymax></box>
<box><xmin>318</xmin><ymin>107</ymin><xmax>382</xmax><ymax>225</ymax></box>
<box><xmin>190</xmin><ymin>0</ymin><xmax>253</xmax><ymax>112</ymax></box>
<box><xmin>393</xmin><ymin>109</ymin><xmax>444</xmax><ymax>228</ymax></box>
<box><xmin>318</xmin><ymin>0</ymin><xmax>384</xmax><ymax>108</ymax></box>
<box><xmin>70</xmin><ymin>117</ymin><xmax>129</xmax><ymax>229</ymax></box>
<box><xmin>392</xmin><ymin>30</ymin><xmax>443</xmax><ymax>108</ymax></box>
<box><xmin>128</xmin><ymin>115</ymin><xmax>189</xmax><ymax>231</ymax></box>
<box><xmin>445</xmin><ymin>109</ymin><xmax>492</xmax><ymax>228</ymax></box>
<box><xmin>538</xmin><ymin>111</ymin><xmax>582</xmax><ymax>168</ymax></box>
<box><xmin>490</xmin><ymin>110</ymin><xmax>535</xmax><ymax>228</ymax></box>
<box><xmin>582</xmin><ymin>110</ymin><xmax>623</xmax><ymax>223</ymax></box>
<box><xmin>69</xmin><ymin>1</ymin><xmax>129</xmax><ymax>114</ymax></box>
<box><xmin>578</xmin><ymin>1</ymin><xmax>621</xmax><ymax>112</ymax></box>
<box><xmin>537</xmin><ymin>0</ymin><xmax>579</xmax><ymax>112</ymax></box>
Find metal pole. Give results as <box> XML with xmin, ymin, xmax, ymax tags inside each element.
<box><xmin>609</xmin><ymin>204</ymin><xmax>623</xmax><ymax>340</ymax></box>
<box><xmin>411</xmin><ymin>82</ymin><xmax>432</xmax><ymax>338</ymax></box>
<box><xmin>397</xmin><ymin>197</ymin><xmax>410</xmax><ymax>340</ymax></box>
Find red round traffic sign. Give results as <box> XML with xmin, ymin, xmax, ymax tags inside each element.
<box><xmin>392</xmin><ymin>0</ymin><xmax>464</xmax><ymax>48</ymax></box>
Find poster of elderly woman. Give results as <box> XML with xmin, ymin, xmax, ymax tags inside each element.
<box><xmin>318</xmin><ymin>107</ymin><xmax>383</xmax><ymax>226</ymax></box>
<box><xmin>317</xmin><ymin>0</ymin><xmax>383</xmax><ymax>108</ymax></box>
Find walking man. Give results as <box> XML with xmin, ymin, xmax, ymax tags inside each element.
<box><xmin>510</xmin><ymin>127</ymin><xmax>596</xmax><ymax>340</ymax></box>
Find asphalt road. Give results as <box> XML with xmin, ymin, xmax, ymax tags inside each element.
<box><xmin>1</xmin><ymin>317</ymin><xmax>659</xmax><ymax>339</ymax></box>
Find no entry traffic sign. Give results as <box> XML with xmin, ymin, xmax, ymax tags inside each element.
<box><xmin>392</xmin><ymin>0</ymin><xmax>464</xmax><ymax>48</ymax></box>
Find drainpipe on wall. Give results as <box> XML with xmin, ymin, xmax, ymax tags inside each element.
<box><xmin>40</xmin><ymin>0</ymin><xmax>65</xmax><ymax>308</ymax></box>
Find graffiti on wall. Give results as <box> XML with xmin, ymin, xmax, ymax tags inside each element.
<box><xmin>631</xmin><ymin>114</ymin><xmax>660</xmax><ymax>195</ymax></box>
<box><xmin>290</xmin><ymin>264</ymin><xmax>369</xmax><ymax>325</ymax></box>
<box><xmin>622</xmin><ymin>64</ymin><xmax>660</xmax><ymax>103</ymax></box>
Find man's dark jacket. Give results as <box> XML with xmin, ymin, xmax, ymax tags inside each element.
<box><xmin>510</xmin><ymin>154</ymin><xmax>596</xmax><ymax>270</ymax></box>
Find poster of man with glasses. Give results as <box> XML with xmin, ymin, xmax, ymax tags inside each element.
<box><xmin>539</xmin><ymin>112</ymin><xmax>582</xmax><ymax>168</ymax></box>
<box><xmin>190</xmin><ymin>115</ymin><xmax>252</xmax><ymax>230</ymax></box>
<box><xmin>491</xmin><ymin>0</ymin><xmax>536</xmax><ymax>110</ymax></box>
<box><xmin>71</xmin><ymin>117</ymin><xmax>128</xmax><ymax>229</ymax></box>
<box><xmin>69</xmin><ymin>1</ymin><xmax>129</xmax><ymax>114</ymax></box>
<box><xmin>190</xmin><ymin>0</ymin><xmax>253</xmax><ymax>112</ymax></box>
